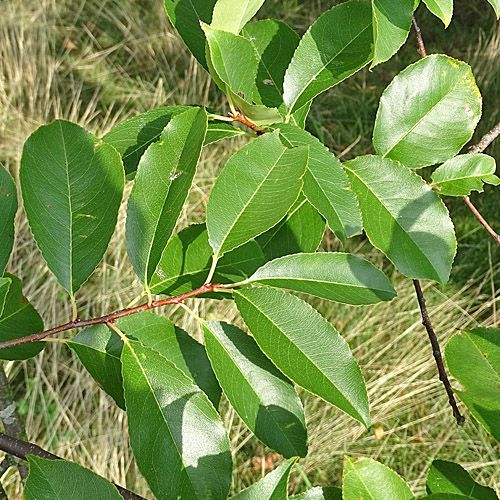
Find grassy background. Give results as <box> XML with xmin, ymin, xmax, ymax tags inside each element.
<box><xmin>1</xmin><ymin>0</ymin><xmax>500</xmax><ymax>497</ymax></box>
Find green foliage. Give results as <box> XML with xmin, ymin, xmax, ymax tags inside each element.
<box><xmin>373</xmin><ymin>55</ymin><xmax>482</xmax><ymax>168</ymax></box>
<box><xmin>343</xmin><ymin>456</ymin><xmax>414</xmax><ymax>500</ymax></box>
<box><xmin>8</xmin><ymin>0</ymin><xmax>500</xmax><ymax>498</ymax></box>
<box><xmin>445</xmin><ymin>328</ymin><xmax>500</xmax><ymax>441</ymax></box>
<box><xmin>344</xmin><ymin>155</ymin><xmax>456</xmax><ymax>283</ymax></box>
<box><xmin>20</xmin><ymin>120</ymin><xmax>125</xmax><ymax>296</ymax></box>
<box><xmin>431</xmin><ymin>154</ymin><xmax>499</xmax><ymax>196</ymax></box>
<box><xmin>426</xmin><ymin>460</ymin><xmax>498</xmax><ymax>499</ymax></box>
<box><xmin>24</xmin><ymin>456</ymin><xmax>123</xmax><ymax>500</ymax></box>
<box><xmin>0</xmin><ymin>164</ymin><xmax>17</xmax><ymax>276</ymax></box>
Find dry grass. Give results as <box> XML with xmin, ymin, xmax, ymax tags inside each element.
<box><xmin>1</xmin><ymin>0</ymin><xmax>500</xmax><ymax>498</ymax></box>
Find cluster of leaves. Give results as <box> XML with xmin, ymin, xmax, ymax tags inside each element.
<box><xmin>0</xmin><ymin>0</ymin><xmax>499</xmax><ymax>498</ymax></box>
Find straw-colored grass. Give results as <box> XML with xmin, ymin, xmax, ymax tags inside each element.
<box><xmin>1</xmin><ymin>0</ymin><xmax>499</xmax><ymax>498</ymax></box>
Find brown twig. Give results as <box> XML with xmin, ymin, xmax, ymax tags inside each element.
<box><xmin>413</xmin><ymin>280</ymin><xmax>465</xmax><ymax>425</ymax></box>
<box><xmin>468</xmin><ymin>121</ymin><xmax>500</xmax><ymax>155</ymax></box>
<box><xmin>462</xmin><ymin>195</ymin><xmax>500</xmax><ymax>245</ymax></box>
<box><xmin>412</xmin><ymin>15</ymin><xmax>427</xmax><ymax>58</ymax></box>
<box><xmin>0</xmin><ymin>432</ymin><xmax>147</xmax><ymax>500</ymax></box>
<box><xmin>0</xmin><ymin>283</ymin><xmax>217</xmax><ymax>351</ymax></box>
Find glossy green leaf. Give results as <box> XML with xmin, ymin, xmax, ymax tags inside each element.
<box><xmin>422</xmin><ymin>0</ymin><xmax>453</xmax><ymax>27</ymax></box>
<box><xmin>426</xmin><ymin>460</ymin><xmax>498</xmax><ymax>499</ymax></box>
<box><xmin>206</xmin><ymin>121</ymin><xmax>246</xmax><ymax>144</ymax></box>
<box><xmin>291</xmin><ymin>487</ymin><xmax>343</xmax><ymax>500</ymax></box>
<box><xmin>68</xmin><ymin>312</ymin><xmax>222</xmax><ymax>409</ymax></box>
<box><xmin>0</xmin><ymin>274</ymin><xmax>43</xmax><ymax>360</ymax></box>
<box><xmin>0</xmin><ymin>278</ymin><xmax>10</xmax><ymax>317</ymax></box>
<box><xmin>445</xmin><ymin>328</ymin><xmax>500</xmax><ymax>441</ymax></box>
<box><xmin>242</xmin><ymin>20</ymin><xmax>300</xmax><ymax>111</ymax></box>
<box><xmin>486</xmin><ymin>0</ymin><xmax>500</xmax><ymax>18</ymax></box>
<box><xmin>431</xmin><ymin>154</ymin><xmax>499</xmax><ymax>196</ymax></box>
<box><xmin>149</xmin><ymin>224</ymin><xmax>266</xmax><ymax>296</ymax></box>
<box><xmin>163</xmin><ymin>0</ymin><xmax>217</xmax><ymax>69</ymax></box>
<box><xmin>373</xmin><ymin>55</ymin><xmax>481</xmax><ymax>168</ymax></box>
<box><xmin>344</xmin><ymin>155</ymin><xmax>456</xmax><ymax>283</ymax></box>
<box><xmin>126</xmin><ymin>108</ymin><xmax>207</xmax><ymax>285</ymax></box>
<box><xmin>102</xmin><ymin>106</ymin><xmax>192</xmax><ymax>175</ymax></box>
<box><xmin>246</xmin><ymin>253</ymin><xmax>396</xmax><ymax>305</ymax></box>
<box><xmin>235</xmin><ymin>287</ymin><xmax>370</xmax><ymax>427</ymax></box>
<box><xmin>256</xmin><ymin>195</ymin><xmax>325</xmax><ymax>261</ymax></box>
<box><xmin>203</xmin><ymin>321</ymin><xmax>307</xmax><ymax>458</ymax></box>
<box><xmin>20</xmin><ymin>120</ymin><xmax>124</xmax><ymax>296</ymax></box>
<box><xmin>278</xmin><ymin>124</ymin><xmax>362</xmax><ymax>241</ymax></box>
<box><xmin>343</xmin><ymin>456</ymin><xmax>413</xmax><ymax>500</ymax></box>
<box><xmin>423</xmin><ymin>495</ymin><xmax>476</xmax><ymax>499</ymax></box>
<box><xmin>226</xmin><ymin>91</ymin><xmax>283</xmax><ymax>126</ymax></box>
<box><xmin>122</xmin><ymin>339</ymin><xmax>232</xmax><ymax>500</ymax></box>
<box><xmin>203</xmin><ymin>24</ymin><xmax>258</xmax><ymax>101</ymax></box>
<box><xmin>211</xmin><ymin>0</ymin><xmax>265</xmax><ymax>33</ymax></box>
<box><xmin>0</xmin><ymin>164</ymin><xmax>17</xmax><ymax>275</ymax></box>
<box><xmin>232</xmin><ymin>459</ymin><xmax>296</xmax><ymax>500</ymax></box>
<box><xmin>207</xmin><ymin>131</ymin><xmax>308</xmax><ymax>257</ymax></box>
<box><xmin>289</xmin><ymin>101</ymin><xmax>312</xmax><ymax>129</ymax></box>
<box><xmin>24</xmin><ymin>456</ymin><xmax>124</xmax><ymax>500</ymax></box>
<box><xmin>283</xmin><ymin>0</ymin><xmax>374</xmax><ymax>115</ymax></box>
<box><xmin>371</xmin><ymin>0</ymin><xmax>414</xmax><ymax>68</ymax></box>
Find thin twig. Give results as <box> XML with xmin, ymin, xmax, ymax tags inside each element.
<box><xmin>468</xmin><ymin>121</ymin><xmax>500</xmax><ymax>154</ymax></box>
<box><xmin>413</xmin><ymin>280</ymin><xmax>465</xmax><ymax>426</ymax></box>
<box><xmin>412</xmin><ymin>15</ymin><xmax>427</xmax><ymax>58</ymax></box>
<box><xmin>0</xmin><ymin>283</ymin><xmax>218</xmax><ymax>351</ymax></box>
<box><xmin>463</xmin><ymin>195</ymin><xmax>500</xmax><ymax>245</ymax></box>
<box><xmin>0</xmin><ymin>432</ymin><xmax>147</xmax><ymax>500</ymax></box>
<box><xmin>228</xmin><ymin>111</ymin><xmax>265</xmax><ymax>135</ymax></box>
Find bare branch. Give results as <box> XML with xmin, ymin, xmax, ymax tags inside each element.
<box><xmin>412</xmin><ymin>15</ymin><xmax>427</xmax><ymax>58</ymax></box>
<box><xmin>413</xmin><ymin>280</ymin><xmax>465</xmax><ymax>426</ymax></box>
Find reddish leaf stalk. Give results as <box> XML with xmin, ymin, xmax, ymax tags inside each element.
<box><xmin>0</xmin><ymin>283</ymin><xmax>218</xmax><ymax>350</ymax></box>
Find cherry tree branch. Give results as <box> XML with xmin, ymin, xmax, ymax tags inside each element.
<box><xmin>0</xmin><ymin>432</ymin><xmax>147</xmax><ymax>500</ymax></box>
<box><xmin>413</xmin><ymin>280</ymin><xmax>465</xmax><ymax>425</ymax></box>
<box><xmin>0</xmin><ymin>283</ymin><xmax>218</xmax><ymax>351</ymax></box>
<box><xmin>412</xmin><ymin>15</ymin><xmax>427</xmax><ymax>58</ymax></box>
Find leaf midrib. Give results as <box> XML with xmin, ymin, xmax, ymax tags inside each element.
<box><xmin>286</xmin><ymin>19</ymin><xmax>372</xmax><ymax>113</ymax></box>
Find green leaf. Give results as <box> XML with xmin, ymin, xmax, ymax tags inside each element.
<box><xmin>445</xmin><ymin>328</ymin><xmax>500</xmax><ymax>441</ymax></box>
<box><xmin>246</xmin><ymin>252</ymin><xmax>396</xmax><ymax>305</ymax></box>
<box><xmin>149</xmin><ymin>224</ymin><xmax>266</xmax><ymax>296</ymax></box>
<box><xmin>277</xmin><ymin>124</ymin><xmax>362</xmax><ymax>241</ymax></box>
<box><xmin>122</xmin><ymin>339</ymin><xmax>232</xmax><ymax>500</ymax></box>
<box><xmin>422</xmin><ymin>0</ymin><xmax>453</xmax><ymax>27</ymax></box>
<box><xmin>431</xmin><ymin>154</ymin><xmax>499</xmax><ymax>196</ymax></box>
<box><xmin>426</xmin><ymin>460</ymin><xmax>498</xmax><ymax>499</ymax></box>
<box><xmin>0</xmin><ymin>278</ymin><xmax>10</xmax><ymax>317</ymax></box>
<box><xmin>344</xmin><ymin>155</ymin><xmax>456</xmax><ymax>283</ymax></box>
<box><xmin>126</xmin><ymin>108</ymin><xmax>208</xmax><ymax>285</ymax></box>
<box><xmin>0</xmin><ymin>164</ymin><xmax>17</xmax><ymax>275</ymax></box>
<box><xmin>343</xmin><ymin>456</ymin><xmax>413</xmax><ymax>500</ymax></box>
<box><xmin>289</xmin><ymin>101</ymin><xmax>312</xmax><ymax>129</ymax></box>
<box><xmin>486</xmin><ymin>0</ymin><xmax>500</xmax><ymax>18</ymax></box>
<box><xmin>283</xmin><ymin>0</ymin><xmax>374</xmax><ymax>115</ymax></box>
<box><xmin>203</xmin><ymin>24</ymin><xmax>258</xmax><ymax>101</ymax></box>
<box><xmin>203</xmin><ymin>321</ymin><xmax>307</xmax><ymax>458</ymax></box>
<box><xmin>256</xmin><ymin>195</ymin><xmax>325</xmax><ymax>261</ymax></box>
<box><xmin>0</xmin><ymin>274</ymin><xmax>44</xmax><ymax>360</ymax></box>
<box><xmin>291</xmin><ymin>487</ymin><xmax>343</xmax><ymax>500</ymax></box>
<box><xmin>102</xmin><ymin>106</ymin><xmax>192</xmax><ymax>175</ymax></box>
<box><xmin>242</xmin><ymin>20</ymin><xmax>300</xmax><ymax>111</ymax></box>
<box><xmin>207</xmin><ymin>131</ymin><xmax>308</xmax><ymax>257</ymax></box>
<box><xmin>373</xmin><ymin>55</ymin><xmax>482</xmax><ymax>168</ymax></box>
<box><xmin>163</xmin><ymin>0</ymin><xmax>217</xmax><ymax>69</ymax></box>
<box><xmin>24</xmin><ymin>456</ymin><xmax>124</xmax><ymax>500</ymax></box>
<box><xmin>211</xmin><ymin>0</ymin><xmax>265</xmax><ymax>33</ymax></box>
<box><xmin>225</xmin><ymin>91</ymin><xmax>283</xmax><ymax>126</ymax></box>
<box><xmin>235</xmin><ymin>287</ymin><xmax>370</xmax><ymax>427</ymax></box>
<box><xmin>371</xmin><ymin>0</ymin><xmax>414</xmax><ymax>68</ymax></box>
<box><xmin>20</xmin><ymin>120</ymin><xmax>124</xmax><ymax>296</ymax></box>
<box><xmin>206</xmin><ymin>121</ymin><xmax>246</xmax><ymax>144</ymax></box>
<box><xmin>423</xmin><ymin>496</ymin><xmax>476</xmax><ymax>499</ymax></box>
<box><xmin>231</xmin><ymin>458</ymin><xmax>296</xmax><ymax>499</ymax></box>
<box><xmin>68</xmin><ymin>312</ymin><xmax>222</xmax><ymax>409</ymax></box>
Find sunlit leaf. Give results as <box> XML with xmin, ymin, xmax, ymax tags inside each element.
<box><xmin>344</xmin><ymin>155</ymin><xmax>456</xmax><ymax>283</ymax></box>
<box><xmin>373</xmin><ymin>55</ymin><xmax>481</xmax><ymax>168</ymax></box>
<box><xmin>422</xmin><ymin>0</ymin><xmax>453</xmax><ymax>27</ymax></box>
<box><xmin>211</xmin><ymin>0</ymin><xmax>265</xmax><ymax>33</ymax></box>
<box><xmin>235</xmin><ymin>287</ymin><xmax>370</xmax><ymax>427</ymax></box>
